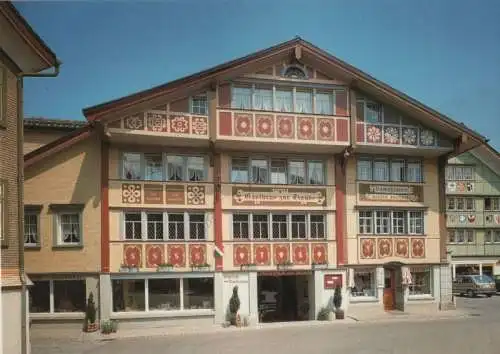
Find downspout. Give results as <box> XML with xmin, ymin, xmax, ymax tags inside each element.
<box><xmin>17</xmin><ymin>62</ymin><xmax>60</xmax><ymax>354</ymax></box>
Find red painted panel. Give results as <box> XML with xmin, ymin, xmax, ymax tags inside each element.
<box><xmin>356</xmin><ymin>123</ymin><xmax>365</xmax><ymax>143</ymax></box>
<box><xmin>218</xmin><ymin>84</ymin><xmax>231</xmax><ymax>108</ymax></box>
<box><xmin>336</xmin><ymin>119</ymin><xmax>349</xmax><ymax>142</ymax></box>
<box><xmin>335</xmin><ymin>91</ymin><xmax>348</xmax><ymax>116</ymax></box>
<box><xmin>219</xmin><ymin>111</ymin><xmax>232</xmax><ymax>136</ymax></box>
<box><xmin>324</xmin><ymin>274</ymin><xmax>343</xmax><ymax>289</ymax></box>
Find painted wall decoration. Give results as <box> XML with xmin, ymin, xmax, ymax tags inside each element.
<box><xmin>124</xmin><ymin>115</ymin><xmax>144</xmax><ymax>130</ymax></box>
<box><xmin>234</xmin><ymin>114</ymin><xmax>253</xmax><ymax>136</ymax></box>
<box><xmin>254</xmin><ymin>244</ymin><xmax>271</xmax><ymax>265</ymax></box>
<box><xmin>317</xmin><ymin>119</ymin><xmax>335</xmax><ymax>141</ymax></box>
<box><xmin>119</xmin><ymin>112</ymin><xmax>209</xmax><ymax>136</ymax></box>
<box><xmin>165</xmin><ymin>185</ymin><xmax>185</xmax><ymax>204</ymax></box>
<box><xmin>292</xmin><ymin>243</ymin><xmax>309</xmax><ymax>265</ymax></box>
<box><xmin>192</xmin><ymin>117</ymin><xmax>208</xmax><ymax>135</ymax></box>
<box><xmin>298</xmin><ymin>117</ymin><xmax>314</xmax><ymax>140</ymax></box>
<box><xmin>277</xmin><ymin>116</ymin><xmax>294</xmax><ymax>138</ymax></box>
<box><xmin>123</xmin><ymin>244</ymin><xmax>142</xmax><ymax>267</ymax></box>
<box><xmin>169</xmin><ymin>116</ymin><xmax>190</xmax><ymax>134</ymax></box>
<box><xmin>186</xmin><ymin>185</ymin><xmax>206</xmax><ymax>205</ymax></box>
<box><xmin>146</xmin><ymin>112</ymin><xmax>168</xmax><ymax>132</ymax></box>
<box><xmin>233</xmin><ymin>244</ymin><xmax>251</xmax><ymax>266</ymax></box>
<box><xmin>394</xmin><ymin>238</ymin><xmax>409</xmax><ymax>258</ymax></box>
<box><xmin>311</xmin><ymin>243</ymin><xmax>328</xmax><ymax>264</ymax></box>
<box><xmin>167</xmin><ymin>244</ymin><xmax>186</xmax><ymax>267</ymax></box>
<box><xmin>358</xmin><ymin>183</ymin><xmax>423</xmax><ymax>203</ymax></box>
<box><xmin>146</xmin><ymin>244</ymin><xmax>164</xmax><ymax>268</ymax></box>
<box><xmin>356</xmin><ymin>122</ymin><xmax>442</xmax><ymax>148</ymax></box>
<box><xmin>255</xmin><ymin>114</ymin><xmax>274</xmax><ymax>138</ymax></box>
<box><xmin>378</xmin><ymin>238</ymin><xmax>393</xmax><ymax>258</ymax></box>
<box><xmin>411</xmin><ymin>238</ymin><xmax>426</xmax><ymax>258</ymax></box>
<box><xmin>485</xmin><ymin>214</ymin><xmax>500</xmax><ymax>225</ymax></box>
<box><xmin>273</xmin><ymin>244</ymin><xmax>290</xmax><ymax>264</ymax></box>
<box><xmin>447</xmin><ymin>181</ymin><xmax>474</xmax><ymax>193</ymax></box>
<box><xmin>189</xmin><ymin>244</ymin><xmax>207</xmax><ymax>266</ymax></box>
<box><xmin>360</xmin><ymin>238</ymin><xmax>376</xmax><ymax>259</ymax></box>
<box><xmin>232</xmin><ymin>186</ymin><xmax>327</xmax><ymax>207</ymax></box>
<box><xmin>144</xmin><ymin>184</ymin><xmax>163</xmax><ymax>204</ymax></box>
<box><xmin>122</xmin><ymin>183</ymin><xmax>142</xmax><ymax>204</ymax></box>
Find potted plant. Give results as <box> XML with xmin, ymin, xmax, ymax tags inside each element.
<box><xmin>192</xmin><ymin>263</ymin><xmax>210</xmax><ymax>271</ymax></box>
<box><xmin>333</xmin><ymin>285</ymin><xmax>344</xmax><ymax>320</ymax></box>
<box><xmin>100</xmin><ymin>319</ymin><xmax>118</xmax><ymax>334</ymax></box>
<box><xmin>83</xmin><ymin>292</ymin><xmax>98</xmax><ymax>332</ymax></box>
<box><xmin>228</xmin><ymin>285</ymin><xmax>240</xmax><ymax>326</ymax></box>
<box><xmin>317</xmin><ymin>307</ymin><xmax>330</xmax><ymax>321</ymax></box>
<box><xmin>312</xmin><ymin>261</ymin><xmax>328</xmax><ymax>270</ymax></box>
<box><xmin>157</xmin><ymin>263</ymin><xmax>174</xmax><ymax>272</ymax></box>
<box><xmin>119</xmin><ymin>264</ymin><xmax>129</xmax><ymax>272</ymax></box>
<box><xmin>240</xmin><ymin>263</ymin><xmax>257</xmax><ymax>271</ymax></box>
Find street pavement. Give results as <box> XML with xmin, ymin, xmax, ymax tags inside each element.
<box><xmin>32</xmin><ymin>295</ymin><xmax>500</xmax><ymax>354</ymax></box>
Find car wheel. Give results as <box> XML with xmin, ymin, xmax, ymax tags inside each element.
<box><xmin>467</xmin><ymin>289</ymin><xmax>474</xmax><ymax>298</ymax></box>
<box><xmin>486</xmin><ymin>294</ymin><xmax>492</xmax><ymax>298</ymax></box>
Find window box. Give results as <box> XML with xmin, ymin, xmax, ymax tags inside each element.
<box><xmin>277</xmin><ymin>261</ymin><xmax>294</xmax><ymax>270</ymax></box>
<box><xmin>119</xmin><ymin>265</ymin><xmax>139</xmax><ymax>273</ymax></box>
<box><xmin>312</xmin><ymin>262</ymin><xmax>328</xmax><ymax>270</ymax></box>
<box><xmin>191</xmin><ymin>263</ymin><xmax>210</xmax><ymax>272</ymax></box>
<box><xmin>156</xmin><ymin>264</ymin><xmax>174</xmax><ymax>272</ymax></box>
<box><xmin>240</xmin><ymin>263</ymin><xmax>257</xmax><ymax>272</ymax></box>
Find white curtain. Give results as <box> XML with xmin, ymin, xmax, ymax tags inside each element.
<box><xmin>316</xmin><ymin>93</ymin><xmax>333</xmax><ymax>115</ymax></box>
<box><xmin>295</xmin><ymin>91</ymin><xmax>312</xmax><ymax>114</ymax></box>
<box><xmin>232</xmin><ymin>87</ymin><xmax>252</xmax><ymax>109</ymax></box>
<box><xmin>254</xmin><ymin>89</ymin><xmax>273</xmax><ymax>111</ymax></box>
<box><xmin>275</xmin><ymin>90</ymin><xmax>292</xmax><ymax>112</ymax></box>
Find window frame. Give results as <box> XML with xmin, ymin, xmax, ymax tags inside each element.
<box><xmin>358</xmin><ymin>209</ymin><xmax>425</xmax><ymax>236</ymax></box>
<box><xmin>448</xmin><ymin>229</ymin><xmax>475</xmax><ymax>244</ymax></box>
<box><xmin>24</xmin><ymin>205</ymin><xmax>43</xmax><ymax>248</ymax></box>
<box><xmin>356</xmin><ymin>156</ymin><xmax>423</xmax><ymax>183</ymax></box>
<box><xmin>50</xmin><ymin>204</ymin><xmax>84</xmax><ymax>248</ymax></box>
<box><xmin>446</xmin><ymin>197</ymin><xmax>476</xmax><ymax>211</ymax></box>
<box><xmin>484</xmin><ymin>230</ymin><xmax>500</xmax><ymax>244</ymax></box>
<box><xmin>122</xmin><ymin>211</ymin><xmax>208</xmax><ymax>241</ymax></box>
<box><xmin>190</xmin><ymin>95</ymin><xmax>208</xmax><ymax>115</ymax></box>
<box><xmin>408</xmin><ymin>266</ymin><xmax>433</xmax><ymax>298</ymax></box>
<box><xmin>29</xmin><ymin>278</ymin><xmax>87</xmax><ymax>314</ymax></box>
<box><xmin>445</xmin><ymin>165</ymin><xmax>475</xmax><ymax>181</ymax></box>
<box><xmin>350</xmin><ymin>268</ymin><xmax>377</xmax><ymax>300</ymax></box>
<box><xmin>230</xmin><ymin>212</ymin><xmax>327</xmax><ymax>240</ymax></box>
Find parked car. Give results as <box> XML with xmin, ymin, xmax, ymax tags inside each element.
<box><xmin>452</xmin><ymin>275</ymin><xmax>496</xmax><ymax>297</ymax></box>
<box><xmin>495</xmin><ymin>275</ymin><xmax>500</xmax><ymax>292</ymax></box>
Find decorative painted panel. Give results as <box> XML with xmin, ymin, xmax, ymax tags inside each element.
<box><xmin>360</xmin><ymin>238</ymin><xmax>376</xmax><ymax>259</ymax></box>
<box><xmin>233</xmin><ymin>244</ymin><xmax>252</xmax><ymax>266</ymax></box>
<box><xmin>123</xmin><ymin>244</ymin><xmax>142</xmax><ymax>267</ymax></box>
<box><xmin>410</xmin><ymin>238</ymin><xmax>426</xmax><ymax>258</ymax></box>
<box><xmin>446</xmin><ymin>212</ymin><xmax>483</xmax><ymax>227</ymax></box>
<box><xmin>377</xmin><ymin>238</ymin><xmax>393</xmax><ymax>258</ymax></box>
<box><xmin>189</xmin><ymin>244</ymin><xmax>207</xmax><ymax>266</ymax></box>
<box><xmin>217</xmin><ymin>109</ymin><xmax>349</xmax><ymax>145</ymax></box>
<box><xmin>253</xmin><ymin>244</ymin><xmax>271</xmax><ymax>265</ymax></box>
<box><xmin>311</xmin><ymin>243</ymin><xmax>328</xmax><ymax>264</ymax></box>
<box><xmin>484</xmin><ymin>214</ymin><xmax>500</xmax><ymax>226</ymax></box>
<box><xmin>394</xmin><ymin>238</ymin><xmax>410</xmax><ymax>258</ymax></box>
<box><xmin>231</xmin><ymin>186</ymin><xmax>329</xmax><ymax>208</ymax></box>
<box><xmin>145</xmin><ymin>244</ymin><xmax>164</xmax><ymax>268</ymax></box>
<box><xmin>167</xmin><ymin>244</ymin><xmax>186</xmax><ymax>267</ymax></box>
<box><xmin>273</xmin><ymin>243</ymin><xmax>290</xmax><ymax>264</ymax></box>
<box><xmin>292</xmin><ymin>243</ymin><xmax>309</xmax><ymax>265</ymax></box>
<box><xmin>446</xmin><ymin>181</ymin><xmax>475</xmax><ymax>194</ymax></box>
<box><xmin>359</xmin><ymin>237</ymin><xmax>426</xmax><ymax>260</ymax></box>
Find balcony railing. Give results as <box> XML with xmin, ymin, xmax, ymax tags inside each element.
<box><xmin>447</xmin><ymin>242</ymin><xmax>500</xmax><ymax>257</ymax></box>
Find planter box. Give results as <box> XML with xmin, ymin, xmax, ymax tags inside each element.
<box><xmin>312</xmin><ymin>263</ymin><xmax>328</xmax><ymax>270</ymax></box>
<box><xmin>119</xmin><ymin>267</ymin><xmax>129</xmax><ymax>273</ymax></box>
<box><xmin>277</xmin><ymin>264</ymin><xmax>293</xmax><ymax>271</ymax></box>
<box><xmin>157</xmin><ymin>266</ymin><xmax>173</xmax><ymax>272</ymax></box>
<box><xmin>240</xmin><ymin>264</ymin><xmax>257</xmax><ymax>272</ymax></box>
<box><xmin>192</xmin><ymin>266</ymin><xmax>210</xmax><ymax>272</ymax></box>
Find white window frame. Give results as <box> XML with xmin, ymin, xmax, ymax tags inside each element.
<box><xmin>122</xmin><ymin>211</ymin><xmax>208</xmax><ymax>241</ymax></box>
<box><xmin>446</xmin><ymin>165</ymin><xmax>475</xmax><ymax>181</ymax></box>
<box><xmin>447</xmin><ymin>197</ymin><xmax>475</xmax><ymax>211</ymax></box>
<box><xmin>24</xmin><ymin>211</ymin><xmax>40</xmax><ymax>248</ymax></box>
<box><xmin>448</xmin><ymin>229</ymin><xmax>475</xmax><ymax>244</ymax></box>
<box><xmin>230</xmin><ymin>212</ymin><xmax>327</xmax><ymax>240</ymax></box>
<box><xmin>55</xmin><ymin>211</ymin><xmax>83</xmax><ymax>247</ymax></box>
<box><xmin>350</xmin><ymin>268</ymin><xmax>377</xmax><ymax>301</ymax></box>
<box><xmin>190</xmin><ymin>95</ymin><xmax>208</xmax><ymax>115</ymax></box>
<box><xmin>358</xmin><ymin>210</ymin><xmax>425</xmax><ymax>235</ymax></box>
<box><xmin>408</xmin><ymin>266</ymin><xmax>433</xmax><ymax>298</ymax></box>
<box><xmin>110</xmin><ymin>275</ymin><xmax>215</xmax><ymax>314</ymax></box>
<box><xmin>29</xmin><ymin>279</ymin><xmax>86</xmax><ymax>315</ymax></box>
<box><xmin>484</xmin><ymin>230</ymin><xmax>500</xmax><ymax>244</ymax></box>
<box><xmin>120</xmin><ymin>152</ymin><xmax>207</xmax><ymax>182</ymax></box>
<box><xmin>356</xmin><ymin>156</ymin><xmax>423</xmax><ymax>183</ymax></box>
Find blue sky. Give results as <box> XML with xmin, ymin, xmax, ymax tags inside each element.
<box><xmin>17</xmin><ymin>0</ymin><xmax>500</xmax><ymax>150</ymax></box>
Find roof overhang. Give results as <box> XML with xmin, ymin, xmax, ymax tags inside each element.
<box><xmin>0</xmin><ymin>2</ymin><xmax>59</xmax><ymax>73</ymax></box>
<box><xmin>469</xmin><ymin>143</ymin><xmax>500</xmax><ymax>175</ymax></box>
<box><xmin>82</xmin><ymin>37</ymin><xmax>487</xmax><ymax>154</ymax></box>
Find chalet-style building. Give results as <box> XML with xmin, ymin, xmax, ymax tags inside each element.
<box><xmin>24</xmin><ymin>37</ymin><xmax>487</xmax><ymax>327</ymax></box>
<box><xmin>0</xmin><ymin>2</ymin><xmax>60</xmax><ymax>353</ymax></box>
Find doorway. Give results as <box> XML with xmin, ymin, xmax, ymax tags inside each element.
<box><xmin>257</xmin><ymin>273</ymin><xmax>310</xmax><ymax>323</ymax></box>
<box><xmin>383</xmin><ymin>268</ymin><xmax>395</xmax><ymax>311</ymax></box>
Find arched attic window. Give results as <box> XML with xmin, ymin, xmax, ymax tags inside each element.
<box><xmin>283</xmin><ymin>65</ymin><xmax>307</xmax><ymax>80</ymax></box>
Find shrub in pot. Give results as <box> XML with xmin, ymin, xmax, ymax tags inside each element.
<box><xmin>333</xmin><ymin>285</ymin><xmax>344</xmax><ymax>320</ymax></box>
<box><xmin>317</xmin><ymin>307</ymin><xmax>330</xmax><ymax>321</ymax></box>
<box><xmin>228</xmin><ymin>285</ymin><xmax>240</xmax><ymax>326</ymax></box>
<box><xmin>83</xmin><ymin>292</ymin><xmax>98</xmax><ymax>332</ymax></box>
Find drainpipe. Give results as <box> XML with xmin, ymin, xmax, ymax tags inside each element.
<box><xmin>17</xmin><ymin>62</ymin><xmax>60</xmax><ymax>354</ymax></box>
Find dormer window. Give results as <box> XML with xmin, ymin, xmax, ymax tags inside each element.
<box><xmin>283</xmin><ymin>66</ymin><xmax>307</xmax><ymax>80</ymax></box>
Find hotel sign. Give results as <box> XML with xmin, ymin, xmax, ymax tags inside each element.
<box><xmin>358</xmin><ymin>183</ymin><xmax>423</xmax><ymax>202</ymax></box>
<box><xmin>232</xmin><ymin>187</ymin><xmax>327</xmax><ymax>207</ymax></box>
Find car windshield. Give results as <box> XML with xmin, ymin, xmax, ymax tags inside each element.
<box><xmin>471</xmin><ymin>275</ymin><xmax>493</xmax><ymax>283</ymax></box>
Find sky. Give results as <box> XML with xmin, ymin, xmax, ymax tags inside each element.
<box><xmin>16</xmin><ymin>0</ymin><xmax>500</xmax><ymax>150</ymax></box>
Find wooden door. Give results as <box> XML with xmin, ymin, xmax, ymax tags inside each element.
<box><xmin>383</xmin><ymin>269</ymin><xmax>395</xmax><ymax>311</ymax></box>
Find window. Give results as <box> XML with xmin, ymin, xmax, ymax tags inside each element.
<box><xmin>447</xmin><ymin>197</ymin><xmax>475</xmax><ymax>211</ymax></box>
<box><xmin>125</xmin><ymin>213</ymin><xmax>142</xmax><ymax>240</ymax></box>
<box><xmin>168</xmin><ymin>213</ymin><xmax>184</xmax><ymax>240</ymax></box>
<box><xmin>409</xmin><ymin>267</ymin><xmax>432</xmax><ymax>296</ymax></box>
<box><xmin>121</xmin><ymin>153</ymin><xmax>206</xmax><ymax>182</ymax></box>
<box><xmin>254</xmin><ymin>87</ymin><xmax>273</xmax><ymax>111</ymax></box>
<box><xmin>232</xmin><ymin>87</ymin><xmax>252</xmax><ymax>110</ymax></box>
<box><xmin>446</xmin><ymin>165</ymin><xmax>475</xmax><ymax>181</ymax></box>
<box><xmin>364</xmin><ymin>102</ymin><xmax>382</xmax><ymax>123</ymax></box>
<box><xmin>315</xmin><ymin>91</ymin><xmax>333</xmax><ymax>115</ymax></box>
<box><xmin>283</xmin><ymin>66</ymin><xmax>307</xmax><ymax>79</ymax></box>
<box><xmin>351</xmin><ymin>269</ymin><xmax>376</xmax><ymax>298</ymax></box>
<box><xmin>485</xmin><ymin>230</ymin><xmax>500</xmax><ymax>243</ymax></box>
<box><xmin>357</xmin><ymin>157</ymin><xmax>423</xmax><ymax>183</ymax></box>
<box><xmin>29</xmin><ymin>279</ymin><xmax>86</xmax><ymax>313</ymax></box>
<box><xmin>358</xmin><ymin>210</ymin><xmax>424</xmax><ymax>235</ymax></box>
<box><xmin>295</xmin><ymin>90</ymin><xmax>313</xmax><ymax>114</ymax></box>
<box><xmin>484</xmin><ymin>197</ymin><xmax>500</xmax><ymax>211</ymax></box>
<box><xmin>275</xmin><ymin>89</ymin><xmax>293</xmax><ymax>112</ymax></box>
<box><xmin>57</xmin><ymin>212</ymin><xmax>82</xmax><ymax>246</ymax></box>
<box><xmin>310</xmin><ymin>215</ymin><xmax>325</xmax><ymax>239</ymax></box>
<box><xmin>272</xmin><ymin>214</ymin><xmax>288</xmax><ymax>239</ymax></box>
<box><xmin>24</xmin><ymin>212</ymin><xmax>39</xmax><ymax>247</ymax></box>
<box><xmin>232</xmin><ymin>157</ymin><xmax>324</xmax><ymax>185</ymax></box>
<box><xmin>232</xmin><ymin>214</ymin><xmax>249</xmax><ymax>239</ymax></box>
<box><xmin>147</xmin><ymin>213</ymin><xmax>163</xmax><ymax>240</ymax></box>
<box><xmin>112</xmin><ymin>277</ymin><xmax>214</xmax><ymax>312</ymax></box>
<box><xmin>191</xmin><ymin>96</ymin><xmax>208</xmax><ymax>115</ymax></box>
<box><xmin>448</xmin><ymin>229</ymin><xmax>475</xmax><ymax>244</ymax></box>
<box><xmin>183</xmin><ymin>278</ymin><xmax>214</xmax><ymax>310</ymax></box>
<box><xmin>234</xmin><ymin>212</ymin><xmax>326</xmax><ymax>240</ymax></box>
<box><xmin>189</xmin><ymin>214</ymin><xmax>205</xmax><ymax>240</ymax></box>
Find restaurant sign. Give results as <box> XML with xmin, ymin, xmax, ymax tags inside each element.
<box><xmin>232</xmin><ymin>186</ymin><xmax>327</xmax><ymax>207</ymax></box>
<box><xmin>358</xmin><ymin>183</ymin><xmax>423</xmax><ymax>202</ymax></box>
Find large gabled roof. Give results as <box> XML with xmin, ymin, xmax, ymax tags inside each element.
<box><xmin>82</xmin><ymin>37</ymin><xmax>487</xmax><ymax>147</ymax></box>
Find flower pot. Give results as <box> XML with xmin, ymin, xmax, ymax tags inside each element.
<box><xmin>327</xmin><ymin>311</ymin><xmax>334</xmax><ymax>321</ymax></box>
<box><xmin>119</xmin><ymin>267</ymin><xmax>129</xmax><ymax>272</ymax></box>
<box><xmin>129</xmin><ymin>267</ymin><xmax>139</xmax><ymax>273</ymax></box>
<box><xmin>335</xmin><ymin>309</ymin><xmax>345</xmax><ymax>320</ymax></box>
<box><xmin>85</xmin><ymin>322</ymin><xmax>98</xmax><ymax>333</ymax></box>
<box><xmin>192</xmin><ymin>266</ymin><xmax>210</xmax><ymax>272</ymax></box>
<box><xmin>312</xmin><ymin>263</ymin><xmax>328</xmax><ymax>270</ymax></box>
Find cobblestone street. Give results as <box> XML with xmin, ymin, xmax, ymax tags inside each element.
<box><xmin>32</xmin><ymin>296</ymin><xmax>500</xmax><ymax>354</ymax></box>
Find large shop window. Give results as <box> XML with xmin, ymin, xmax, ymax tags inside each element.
<box><xmin>29</xmin><ymin>280</ymin><xmax>86</xmax><ymax>314</ymax></box>
<box><xmin>447</xmin><ymin>197</ymin><xmax>475</xmax><ymax>211</ymax></box>
<box><xmin>358</xmin><ymin>210</ymin><xmax>424</xmax><ymax>235</ymax></box>
<box><xmin>446</xmin><ymin>165</ymin><xmax>474</xmax><ymax>181</ymax></box>
<box><xmin>351</xmin><ymin>269</ymin><xmax>377</xmax><ymax>298</ymax></box>
<box><xmin>230</xmin><ymin>157</ymin><xmax>325</xmax><ymax>185</ymax></box>
<box><xmin>357</xmin><ymin>157</ymin><xmax>423</xmax><ymax>183</ymax></box>
<box><xmin>448</xmin><ymin>229</ymin><xmax>475</xmax><ymax>244</ymax></box>
<box><xmin>232</xmin><ymin>212</ymin><xmax>326</xmax><ymax>240</ymax></box>
<box><xmin>121</xmin><ymin>153</ymin><xmax>206</xmax><ymax>182</ymax></box>
<box><xmin>123</xmin><ymin>212</ymin><xmax>206</xmax><ymax>241</ymax></box>
<box><xmin>230</xmin><ymin>84</ymin><xmax>340</xmax><ymax>115</ymax></box>
<box><xmin>112</xmin><ymin>277</ymin><xmax>214</xmax><ymax>312</ymax></box>
<box><xmin>409</xmin><ymin>267</ymin><xmax>433</xmax><ymax>297</ymax></box>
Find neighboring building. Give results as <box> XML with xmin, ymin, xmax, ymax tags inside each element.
<box><xmin>23</xmin><ymin>121</ymin><xmax>101</xmax><ymax>322</ymax></box>
<box><xmin>23</xmin><ymin>117</ymin><xmax>86</xmax><ymax>154</ymax></box>
<box><xmin>0</xmin><ymin>2</ymin><xmax>60</xmax><ymax>353</ymax></box>
<box><xmin>446</xmin><ymin>144</ymin><xmax>500</xmax><ymax>278</ymax></box>
<box><xmin>24</xmin><ymin>38</ymin><xmax>487</xmax><ymax>328</ymax></box>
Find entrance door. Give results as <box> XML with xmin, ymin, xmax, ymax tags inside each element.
<box><xmin>383</xmin><ymin>269</ymin><xmax>395</xmax><ymax>311</ymax></box>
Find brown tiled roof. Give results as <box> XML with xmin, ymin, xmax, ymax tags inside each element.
<box><xmin>24</xmin><ymin>117</ymin><xmax>87</xmax><ymax>131</ymax></box>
